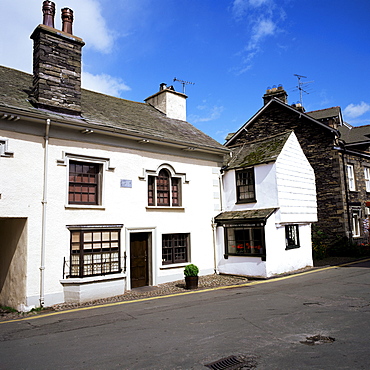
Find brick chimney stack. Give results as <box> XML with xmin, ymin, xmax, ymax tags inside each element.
<box><xmin>30</xmin><ymin>1</ymin><xmax>85</xmax><ymax>115</ymax></box>
<box><xmin>263</xmin><ymin>85</ymin><xmax>288</xmax><ymax>105</ymax></box>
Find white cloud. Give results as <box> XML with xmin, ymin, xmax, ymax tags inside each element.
<box><xmin>0</xmin><ymin>0</ymin><xmax>115</xmax><ymax>72</ymax></box>
<box><xmin>82</xmin><ymin>72</ymin><xmax>131</xmax><ymax>97</ymax></box>
<box><xmin>247</xmin><ymin>18</ymin><xmax>276</xmax><ymax>51</ymax></box>
<box><xmin>231</xmin><ymin>0</ymin><xmax>284</xmax><ymax>73</ymax></box>
<box><xmin>343</xmin><ymin>102</ymin><xmax>370</xmax><ymax>119</ymax></box>
<box><xmin>189</xmin><ymin>105</ymin><xmax>224</xmax><ymax>123</ymax></box>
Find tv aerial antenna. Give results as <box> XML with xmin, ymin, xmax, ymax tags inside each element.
<box><xmin>173</xmin><ymin>77</ymin><xmax>195</xmax><ymax>94</ymax></box>
<box><xmin>294</xmin><ymin>74</ymin><xmax>313</xmax><ymax>106</ymax></box>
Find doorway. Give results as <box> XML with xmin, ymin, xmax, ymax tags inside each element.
<box><xmin>130</xmin><ymin>232</ymin><xmax>151</xmax><ymax>288</ymax></box>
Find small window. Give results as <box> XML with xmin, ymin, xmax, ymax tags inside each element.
<box><xmin>364</xmin><ymin>168</ymin><xmax>370</xmax><ymax>192</ymax></box>
<box><xmin>225</xmin><ymin>226</ymin><xmax>264</xmax><ymax>256</ymax></box>
<box><xmin>148</xmin><ymin>169</ymin><xmax>181</xmax><ymax>207</ymax></box>
<box><xmin>346</xmin><ymin>164</ymin><xmax>356</xmax><ymax>191</ymax></box>
<box><xmin>69</xmin><ymin>161</ymin><xmax>101</xmax><ymax>205</ymax></box>
<box><xmin>162</xmin><ymin>233</ymin><xmax>189</xmax><ymax>265</ymax></box>
<box><xmin>0</xmin><ymin>139</ymin><xmax>13</xmax><ymax>158</ymax></box>
<box><xmin>352</xmin><ymin>212</ymin><xmax>361</xmax><ymax>238</ymax></box>
<box><xmin>236</xmin><ymin>168</ymin><xmax>256</xmax><ymax>203</ymax></box>
<box><xmin>69</xmin><ymin>227</ymin><xmax>121</xmax><ymax>277</ymax></box>
<box><xmin>285</xmin><ymin>225</ymin><xmax>300</xmax><ymax>249</ymax></box>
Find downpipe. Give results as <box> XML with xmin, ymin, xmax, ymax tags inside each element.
<box><xmin>40</xmin><ymin>119</ymin><xmax>50</xmax><ymax>307</ymax></box>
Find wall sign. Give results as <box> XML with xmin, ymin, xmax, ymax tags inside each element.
<box><xmin>120</xmin><ymin>179</ymin><xmax>132</xmax><ymax>188</ymax></box>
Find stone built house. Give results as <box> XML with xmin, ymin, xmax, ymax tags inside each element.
<box><xmin>215</xmin><ymin>131</ymin><xmax>317</xmax><ymax>278</ymax></box>
<box><xmin>225</xmin><ymin>86</ymin><xmax>370</xmax><ymax>251</ymax></box>
<box><xmin>0</xmin><ymin>2</ymin><xmax>228</xmax><ymax>310</ymax></box>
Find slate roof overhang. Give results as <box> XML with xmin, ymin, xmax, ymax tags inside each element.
<box><xmin>224</xmin><ymin>131</ymin><xmax>292</xmax><ymax>170</ymax></box>
<box><xmin>215</xmin><ymin>208</ymin><xmax>277</xmax><ymax>224</ymax></box>
<box><xmin>338</xmin><ymin>124</ymin><xmax>370</xmax><ymax>147</ymax></box>
<box><xmin>306</xmin><ymin>106</ymin><xmax>343</xmax><ymax>123</ymax></box>
<box><xmin>0</xmin><ymin>66</ymin><xmax>229</xmax><ymax>156</ymax></box>
<box><xmin>225</xmin><ymin>98</ymin><xmax>339</xmax><ymax>147</ymax></box>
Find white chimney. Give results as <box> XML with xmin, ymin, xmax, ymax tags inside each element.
<box><xmin>145</xmin><ymin>84</ymin><xmax>187</xmax><ymax>121</ymax></box>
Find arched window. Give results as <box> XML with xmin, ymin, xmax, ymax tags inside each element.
<box><xmin>148</xmin><ymin>168</ymin><xmax>181</xmax><ymax>207</ymax></box>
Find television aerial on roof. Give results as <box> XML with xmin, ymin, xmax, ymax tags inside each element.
<box><xmin>173</xmin><ymin>78</ymin><xmax>195</xmax><ymax>94</ymax></box>
<box><xmin>294</xmin><ymin>74</ymin><xmax>314</xmax><ymax>106</ymax></box>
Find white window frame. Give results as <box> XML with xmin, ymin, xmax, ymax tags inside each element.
<box><xmin>57</xmin><ymin>152</ymin><xmax>114</xmax><ymax>209</ymax></box>
<box><xmin>140</xmin><ymin>164</ymin><xmax>188</xmax><ymax>210</ymax></box>
<box><xmin>364</xmin><ymin>167</ymin><xmax>370</xmax><ymax>192</ymax></box>
<box><xmin>352</xmin><ymin>211</ymin><xmax>361</xmax><ymax>238</ymax></box>
<box><xmin>346</xmin><ymin>164</ymin><xmax>356</xmax><ymax>191</ymax></box>
<box><xmin>0</xmin><ymin>138</ymin><xmax>14</xmax><ymax>157</ymax></box>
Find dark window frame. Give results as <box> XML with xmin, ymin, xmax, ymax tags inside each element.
<box><xmin>162</xmin><ymin>233</ymin><xmax>189</xmax><ymax>265</ymax></box>
<box><xmin>235</xmin><ymin>168</ymin><xmax>256</xmax><ymax>203</ymax></box>
<box><xmin>69</xmin><ymin>227</ymin><xmax>121</xmax><ymax>278</ymax></box>
<box><xmin>285</xmin><ymin>224</ymin><xmax>300</xmax><ymax>249</ymax></box>
<box><xmin>148</xmin><ymin>169</ymin><xmax>182</xmax><ymax>207</ymax></box>
<box><xmin>68</xmin><ymin>161</ymin><xmax>102</xmax><ymax>205</ymax></box>
<box><xmin>224</xmin><ymin>224</ymin><xmax>265</xmax><ymax>257</ymax></box>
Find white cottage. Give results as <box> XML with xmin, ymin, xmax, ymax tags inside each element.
<box><xmin>215</xmin><ymin>131</ymin><xmax>317</xmax><ymax>278</ymax></box>
<box><xmin>0</xmin><ymin>2</ymin><xmax>228</xmax><ymax>310</ymax></box>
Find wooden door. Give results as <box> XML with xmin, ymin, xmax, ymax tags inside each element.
<box><xmin>130</xmin><ymin>233</ymin><xmax>149</xmax><ymax>288</ymax></box>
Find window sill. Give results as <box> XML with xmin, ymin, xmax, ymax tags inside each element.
<box><xmin>160</xmin><ymin>263</ymin><xmax>188</xmax><ymax>270</ymax></box>
<box><xmin>60</xmin><ymin>272</ymin><xmax>126</xmax><ymax>285</ymax></box>
<box><xmin>285</xmin><ymin>245</ymin><xmax>300</xmax><ymax>250</ymax></box>
<box><xmin>65</xmin><ymin>204</ymin><xmax>106</xmax><ymax>210</ymax></box>
<box><xmin>236</xmin><ymin>199</ymin><xmax>257</xmax><ymax>204</ymax></box>
<box><xmin>146</xmin><ymin>206</ymin><xmax>185</xmax><ymax>212</ymax></box>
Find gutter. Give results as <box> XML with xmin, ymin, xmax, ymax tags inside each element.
<box><xmin>0</xmin><ymin>107</ymin><xmax>229</xmax><ymax>156</ymax></box>
<box><xmin>40</xmin><ymin>118</ymin><xmax>50</xmax><ymax>307</ymax></box>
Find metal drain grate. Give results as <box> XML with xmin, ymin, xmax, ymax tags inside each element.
<box><xmin>205</xmin><ymin>355</ymin><xmax>245</xmax><ymax>370</ymax></box>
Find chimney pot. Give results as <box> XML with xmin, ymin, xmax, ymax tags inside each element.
<box><xmin>61</xmin><ymin>7</ymin><xmax>74</xmax><ymax>34</ymax></box>
<box><xmin>42</xmin><ymin>1</ymin><xmax>55</xmax><ymax>28</ymax></box>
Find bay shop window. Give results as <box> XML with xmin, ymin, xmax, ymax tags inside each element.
<box><xmin>67</xmin><ymin>225</ymin><xmax>123</xmax><ymax>278</ymax></box>
<box><xmin>224</xmin><ymin>222</ymin><xmax>265</xmax><ymax>257</ymax></box>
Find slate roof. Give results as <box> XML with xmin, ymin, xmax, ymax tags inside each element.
<box><xmin>0</xmin><ymin>66</ymin><xmax>227</xmax><ymax>153</ymax></box>
<box><xmin>224</xmin><ymin>131</ymin><xmax>292</xmax><ymax>170</ymax></box>
<box><xmin>306</xmin><ymin>106</ymin><xmax>342</xmax><ymax>121</ymax></box>
<box><xmin>338</xmin><ymin>124</ymin><xmax>370</xmax><ymax>145</ymax></box>
<box><xmin>215</xmin><ymin>208</ymin><xmax>277</xmax><ymax>223</ymax></box>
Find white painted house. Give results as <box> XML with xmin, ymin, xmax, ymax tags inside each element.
<box><xmin>215</xmin><ymin>131</ymin><xmax>317</xmax><ymax>278</ymax></box>
<box><xmin>0</xmin><ymin>3</ymin><xmax>228</xmax><ymax>310</ymax></box>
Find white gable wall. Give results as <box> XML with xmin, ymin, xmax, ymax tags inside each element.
<box><xmin>222</xmin><ymin>162</ymin><xmax>278</xmax><ymax>211</ymax></box>
<box><xmin>275</xmin><ymin>132</ymin><xmax>317</xmax><ymax>224</ymax></box>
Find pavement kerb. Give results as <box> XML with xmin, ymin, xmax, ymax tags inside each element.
<box><xmin>2</xmin><ymin>258</ymin><xmax>370</xmax><ymax>325</ymax></box>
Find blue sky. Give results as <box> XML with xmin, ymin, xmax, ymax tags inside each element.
<box><xmin>1</xmin><ymin>0</ymin><xmax>369</xmax><ymax>143</ymax></box>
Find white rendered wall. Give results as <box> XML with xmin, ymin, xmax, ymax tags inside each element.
<box><xmin>0</xmin><ymin>130</ymin><xmax>221</xmax><ymax>307</ymax></box>
<box><xmin>222</xmin><ymin>162</ymin><xmax>278</xmax><ymax>212</ymax></box>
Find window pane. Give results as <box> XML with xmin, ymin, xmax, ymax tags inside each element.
<box><xmin>236</xmin><ymin>169</ymin><xmax>255</xmax><ymax>202</ymax></box>
<box><xmin>226</xmin><ymin>226</ymin><xmax>264</xmax><ymax>255</ymax></box>
<box><xmin>162</xmin><ymin>233</ymin><xmax>189</xmax><ymax>264</ymax></box>
<box><xmin>70</xmin><ymin>229</ymin><xmax>121</xmax><ymax>277</ymax></box>
<box><xmin>285</xmin><ymin>225</ymin><xmax>300</xmax><ymax>248</ymax></box>
<box><xmin>69</xmin><ymin>161</ymin><xmax>100</xmax><ymax>205</ymax></box>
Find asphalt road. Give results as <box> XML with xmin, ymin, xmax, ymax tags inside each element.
<box><xmin>1</xmin><ymin>260</ymin><xmax>370</xmax><ymax>369</ymax></box>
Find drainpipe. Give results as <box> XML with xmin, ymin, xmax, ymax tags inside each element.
<box><xmin>40</xmin><ymin>118</ymin><xmax>50</xmax><ymax>307</ymax></box>
<box><xmin>212</xmin><ymin>218</ymin><xmax>218</xmax><ymax>274</ymax></box>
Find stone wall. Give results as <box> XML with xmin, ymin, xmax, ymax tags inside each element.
<box><xmin>229</xmin><ymin>103</ymin><xmax>348</xmax><ymax>245</ymax></box>
<box><xmin>30</xmin><ymin>25</ymin><xmax>85</xmax><ymax>115</ymax></box>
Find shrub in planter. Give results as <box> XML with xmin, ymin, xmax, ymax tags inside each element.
<box><xmin>184</xmin><ymin>264</ymin><xmax>199</xmax><ymax>289</ymax></box>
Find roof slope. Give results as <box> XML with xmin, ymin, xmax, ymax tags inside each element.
<box><xmin>0</xmin><ymin>66</ymin><xmax>226</xmax><ymax>152</ymax></box>
<box><xmin>306</xmin><ymin>106</ymin><xmax>341</xmax><ymax>121</ymax></box>
<box><xmin>225</xmin><ymin>131</ymin><xmax>292</xmax><ymax>169</ymax></box>
<box><xmin>338</xmin><ymin>124</ymin><xmax>370</xmax><ymax>145</ymax></box>
<box><xmin>215</xmin><ymin>208</ymin><xmax>277</xmax><ymax>222</ymax></box>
